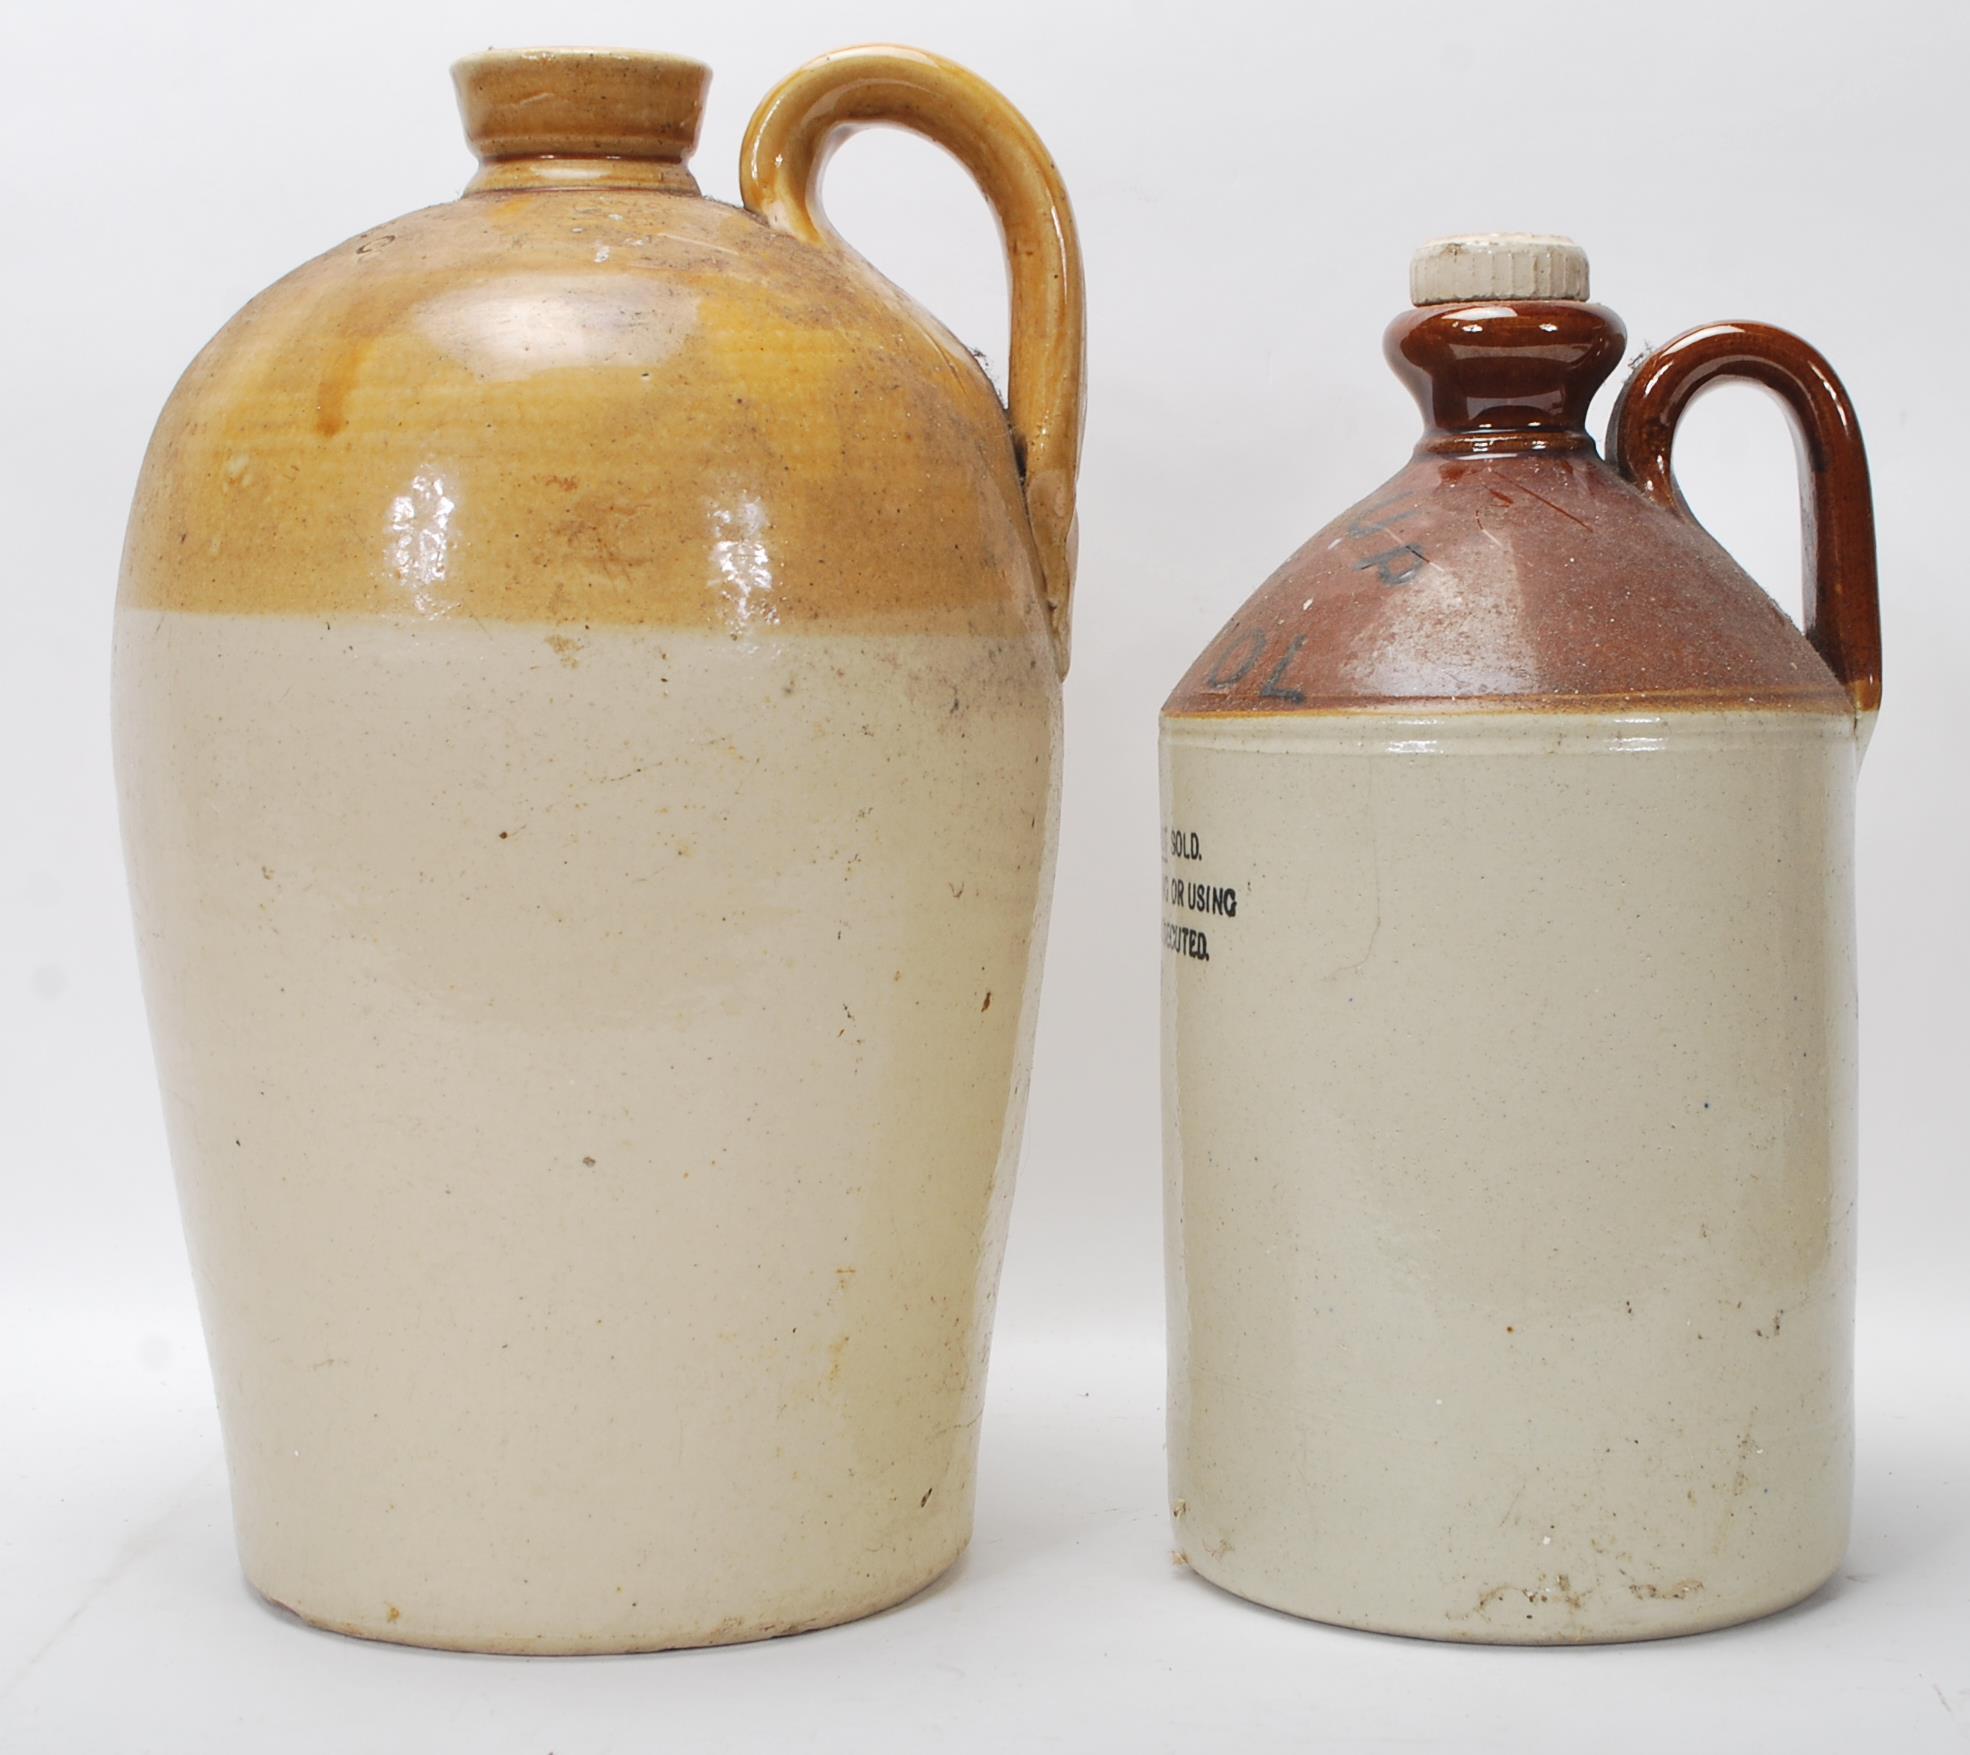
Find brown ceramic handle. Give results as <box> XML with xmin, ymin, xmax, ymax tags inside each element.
<box><xmin>1609</xmin><ymin>322</ymin><xmax>1881</xmax><ymax>715</ymax></box>
<box><xmin>740</xmin><ymin>45</ymin><xmax>1087</xmax><ymax>675</ymax></box>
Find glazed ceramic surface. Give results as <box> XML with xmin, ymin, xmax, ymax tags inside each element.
<box><xmin>1161</xmin><ymin>237</ymin><xmax>1879</xmax><ymax>1643</ymax></box>
<box><xmin>114</xmin><ymin>44</ymin><xmax>1084</xmax><ymax>1652</ymax></box>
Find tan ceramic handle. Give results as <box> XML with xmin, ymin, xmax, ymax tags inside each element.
<box><xmin>740</xmin><ymin>46</ymin><xmax>1087</xmax><ymax>675</ymax></box>
<box><xmin>1609</xmin><ymin>322</ymin><xmax>1882</xmax><ymax>717</ymax></box>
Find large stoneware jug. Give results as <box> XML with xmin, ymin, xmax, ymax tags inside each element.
<box><xmin>1161</xmin><ymin>235</ymin><xmax>1878</xmax><ymax>1642</ymax></box>
<box><xmin>114</xmin><ymin>44</ymin><xmax>1084</xmax><ymax>1651</ymax></box>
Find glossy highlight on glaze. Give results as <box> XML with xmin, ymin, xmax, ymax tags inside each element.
<box><xmin>121</xmin><ymin>48</ymin><xmax>1087</xmax><ymax>666</ymax></box>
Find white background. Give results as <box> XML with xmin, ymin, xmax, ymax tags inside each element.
<box><xmin>3</xmin><ymin>0</ymin><xmax>1966</xmax><ymax>1749</ymax></box>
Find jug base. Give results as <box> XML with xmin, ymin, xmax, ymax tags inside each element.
<box><xmin>1180</xmin><ymin>1552</ymin><xmax>1839</xmax><ymax>1646</ymax></box>
<box><xmin>250</xmin><ymin>1542</ymin><xmax>966</xmax><ymax>1655</ymax></box>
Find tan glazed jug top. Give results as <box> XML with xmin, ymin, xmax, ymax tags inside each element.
<box><xmin>453</xmin><ymin>48</ymin><xmax>715</xmax><ymax>182</ymax></box>
<box><xmin>1165</xmin><ymin>234</ymin><xmax>1880</xmax><ymax>722</ymax></box>
<box><xmin>121</xmin><ymin>44</ymin><xmax>1086</xmax><ymax>672</ymax></box>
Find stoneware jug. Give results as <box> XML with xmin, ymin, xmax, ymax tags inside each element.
<box><xmin>114</xmin><ymin>44</ymin><xmax>1084</xmax><ymax>1652</ymax></box>
<box><xmin>1161</xmin><ymin>235</ymin><xmax>1879</xmax><ymax>1643</ymax></box>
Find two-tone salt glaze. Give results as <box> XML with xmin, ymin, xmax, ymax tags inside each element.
<box><xmin>1161</xmin><ymin>234</ymin><xmax>1880</xmax><ymax>1643</ymax></box>
<box><xmin>114</xmin><ymin>44</ymin><xmax>1085</xmax><ymax>1653</ymax></box>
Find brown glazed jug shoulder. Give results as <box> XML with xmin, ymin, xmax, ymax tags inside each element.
<box><xmin>114</xmin><ymin>46</ymin><xmax>1085</xmax><ymax>1653</ymax></box>
<box><xmin>1161</xmin><ymin>235</ymin><xmax>1880</xmax><ymax>1644</ymax></box>
<box><xmin>1168</xmin><ymin>250</ymin><xmax>1874</xmax><ymax>718</ymax></box>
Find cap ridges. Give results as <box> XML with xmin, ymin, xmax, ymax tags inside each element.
<box><xmin>1410</xmin><ymin>234</ymin><xmax>1589</xmax><ymax>306</ymax></box>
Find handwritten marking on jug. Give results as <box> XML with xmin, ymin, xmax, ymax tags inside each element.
<box><xmin>1258</xmin><ymin>634</ymin><xmax>1308</xmax><ymax>703</ymax></box>
<box><xmin>1204</xmin><ymin>629</ymin><xmax>1265</xmax><ymax>689</ymax></box>
<box><xmin>1355</xmin><ymin>542</ymin><xmax>1427</xmax><ymax>585</ymax></box>
<box><xmin>1162</xmin><ymin>827</ymin><xmax>1238</xmax><ymax>965</ymax></box>
<box><xmin>1200</xmin><ymin>627</ymin><xmax>1310</xmax><ymax>701</ymax></box>
<box><xmin>1348</xmin><ymin>494</ymin><xmax>1428</xmax><ymax>586</ymax></box>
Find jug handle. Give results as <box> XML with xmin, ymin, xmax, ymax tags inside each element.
<box><xmin>1609</xmin><ymin>322</ymin><xmax>1881</xmax><ymax>719</ymax></box>
<box><xmin>740</xmin><ymin>46</ymin><xmax>1087</xmax><ymax>676</ymax></box>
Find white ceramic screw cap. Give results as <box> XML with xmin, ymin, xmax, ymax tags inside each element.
<box><xmin>1410</xmin><ymin>234</ymin><xmax>1590</xmax><ymax>306</ymax></box>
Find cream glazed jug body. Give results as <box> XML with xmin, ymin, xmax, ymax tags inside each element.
<box><xmin>1160</xmin><ymin>236</ymin><xmax>1880</xmax><ymax>1642</ymax></box>
<box><xmin>113</xmin><ymin>45</ymin><xmax>1084</xmax><ymax>1652</ymax></box>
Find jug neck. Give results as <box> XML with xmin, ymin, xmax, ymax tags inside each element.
<box><xmin>1384</xmin><ymin>300</ymin><xmax>1627</xmax><ymax>457</ymax></box>
<box><xmin>465</xmin><ymin>158</ymin><xmax>702</xmax><ymax>195</ymax></box>
<box><xmin>453</xmin><ymin>48</ymin><xmax>710</xmax><ymax>197</ymax></box>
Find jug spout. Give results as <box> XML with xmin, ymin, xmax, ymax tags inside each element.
<box><xmin>1385</xmin><ymin>233</ymin><xmax>1624</xmax><ymax>456</ymax></box>
<box><xmin>454</xmin><ymin>48</ymin><xmax>709</xmax><ymax>194</ymax></box>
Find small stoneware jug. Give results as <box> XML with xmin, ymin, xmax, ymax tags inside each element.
<box><xmin>114</xmin><ymin>44</ymin><xmax>1083</xmax><ymax>1652</ymax></box>
<box><xmin>1161</xmin><ymin>235</ymin><xmax>1879</xmax><ymax>1643</ymax></box>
